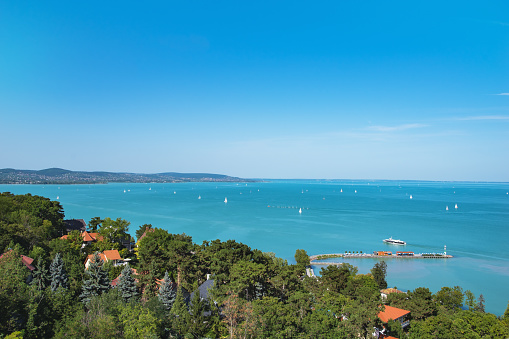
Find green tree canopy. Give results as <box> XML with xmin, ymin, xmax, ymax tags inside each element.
<box><xmin>294</xmin><ymin>249</ymin><xmax>310</xmax><ymax>268</ymax></box>
<box><xmin>98</xmin><ymin>217</ymin><xmax>130</xmax><ymax>244</ymax></box>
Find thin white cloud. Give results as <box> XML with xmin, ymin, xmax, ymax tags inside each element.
<box><xmin>365</xmin><ymin>123</ymin><xmax>428</xmax><ymax>132</ymax></box>
<box><xmin>454</xmin><ymin>115</ymin><xmax>509</xmax><ymax>121</ymax></box>
<box><xmin>495</xmin><ymin>93</ymin><xmax>509</xmax><ymax>96</ymax></box>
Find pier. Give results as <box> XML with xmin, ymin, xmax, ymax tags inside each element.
<box><xmin>310</xmin><ymin>251</ymin><xmax>453</xmax><ymax>265</ymax></box>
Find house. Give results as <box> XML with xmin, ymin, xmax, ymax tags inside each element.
<box><xmin>189</xmin><ymin>275</ymin><xmax>218</xmax><ymax>316</ymax></box>
<box><xmin>0</xmin><ymin>251</ymin><xmax>36</xmax><ymax>271</ymax></box>
<box><xmin>380</xmin><ymin>288</ymin><xmax>405</xmax><ymax>300</ymax></box>
<box><xmin>61</xmin><ymin>231</ymin><xmax>104</xmax><ymax>247</ymax></box>
<box><xmin>0</xmin><ymin>251</ymin><xmax>36</xmax><ymax>283</ymax></box>
<box><xmin>81</xmin><ymin>231</ymin><xmax>104</xmax><ymax>246</ymax></box>
<box><xmin>190</xmin><ymin>277</ymin><xmax>214</xmax><ymax>301</ymax></box>
<box><xmin>85</xmin><ymin>250</ymin><xmax>123</xmax><ymax>269</ymax></box>
<box><xmin>137</xmin><ymin>227</ymin><xmax>155</xmax><ymax>244</ymax></box>
<box><xmin>378</xmin><ymin>305</ymin><xmax>410</xmax><ymax>329</ymax></box>
<box><xmin>63</xmin><ymin>219</ymin><xmax>87</xmax><ymax>234</ymax></box>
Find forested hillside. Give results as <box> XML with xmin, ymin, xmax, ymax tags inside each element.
<box><xmin>1</xmin><ymin>192</ymin><xmax>508</xmax><ymax>338</ymax></box>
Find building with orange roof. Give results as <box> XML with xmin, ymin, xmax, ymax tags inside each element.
<box><xmin>61</xmin><ymin>231</ymin><xmax>104</xmax><ymax>247</ymax></box>
<box><xmin>85</xmin><ymin>250</ymin><xmax>123</xmax><ymax>269</ymax></box>
<box><xmin>378</xmin><ymin>305</ymin><xmax>410</xmax><ymax>329</ymax></box>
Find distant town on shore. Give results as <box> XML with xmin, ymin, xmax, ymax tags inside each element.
<box><xmin>0</xmin><ymin>168</ymin><xmax>252</xmax><ymax>184</ymax></box>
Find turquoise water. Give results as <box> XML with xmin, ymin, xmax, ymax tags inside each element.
<box><xmin>1</xmin><ymin>180</ymin><xmax>508</xmax><ymax>315</ymax></box>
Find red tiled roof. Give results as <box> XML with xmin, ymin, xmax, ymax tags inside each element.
<box><xmin>82</xmin><ymin>231</ymin><xmax>103</xmax><ymax>242</ymax></box>
<box><xmin>103</xmin><ymin>250</ymin><xmax>121</xmax><ymax>261</ymax></box>
<box><xmin>21</xmin><ymin>255</ymin><xmax>35</xmax><ymax>271</ymax></box>
<box><xmin>138</xmin><ymin>227</ymin><xmax>155</xmax><ymax>242</ymax></box>
<box><xmin>86</xmin><ymin>253</ymin><xmax>105</xmax><ymax>265</ymax></box>
<box><xmin>85</xmin><ymin>250</ymin><xmax>122</xmax><ymax>266</ymax></box>
<box><xmin>0</xmin><ymin>251</ymin><xmax>35</xmax><ymax>271</ymax></box>
<box><xmin>61</xmin><ymin>231</ymin><xmax>103</xmax><ymax>242</ymax></box>
<box><xmin>378</xmin><ymin>305</ymin><xmax>410</xmax><ymax>323</ymax></box>
<box><xmin>111</xmin><ymin>268</ymin><xmax>138</xmax><ymax>286</ymax></box>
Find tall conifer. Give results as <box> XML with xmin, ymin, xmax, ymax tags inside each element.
<box><xmin>117</xmin><ymin>263</ymin><xmax>139</xmax><ymax>302</ymax></box>
<box><xmin>80</xmin><ymin>252</ymin><xmax>110</xmax><ymax>305</ymax></box>
<box><xmin>31</xmin><ymin>257</ymin><xmax>49</xmax><ymax>291</ymax></box>
<box><xmin>169</xmin><ymin>286</ymin><xmax>190</xmax><ymax>337</ymax></box>
<box><xmin>158</xmin><ymin>271</ymin><xmax>176</xmax><ymax>311</ymax></box>
<box><xmin>50</xmin><ymin>253</ymin><xmax>68</xmax><ymax>291</ymax></box>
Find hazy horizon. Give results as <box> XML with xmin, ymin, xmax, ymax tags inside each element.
<box><xmin>3</xmin><ymin>167</ymin><xmax>509</xmax><ymax>183</ymax></box>
<box><xmin>1</xmin><ymin>1</ymin><xmax>508</xmax><ymax>181</ymax></box>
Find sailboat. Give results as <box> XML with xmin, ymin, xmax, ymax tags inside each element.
<box><xmin>410</xmin><ymin>195</ymin><xmax>413</xmax><ymax>199</ymax></box>
<box><xmin>340</xmin><ymin>189</ymin><xmax>343</xmax><ymax>193</ymax></box>
<box><xmin>446</xmin><ymin>206</ymin><xmax>449</xmax><ymax>211</ymax></box>
<box><xmin>224</xmin><ymin>197</ymin><xmax>227</xmax><ymax>203</ymax></box>
<box><xmin>198</xmin><ymin>195</ymin><xmax>201</xmax><ymax>200</ymax></box>
<box><xmin>299</xmin><ymin>208</ymin><xmax>302</xmax><ymax>214</ymax></box>
<box><xmin>56</xmin><ymin>196</ymin><xmax>59</xmax><ymax>200</ymax></box>
<box><xmin>455</xmin><ymin>204</ymin><xmax>458</xmax><ymax>209</ymax></box>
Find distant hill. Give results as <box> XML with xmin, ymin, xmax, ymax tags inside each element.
<box><xmin>0</xmin><ymin>168</ymin><xmax>251</xmax><ymax>184</ymax></box>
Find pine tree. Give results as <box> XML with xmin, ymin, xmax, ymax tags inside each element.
<box><xmin>31</xmin><ymin>257</ymin><xmax>49</xmax><ymax>291</ymax></box>
<box><xmin>50</xmin><ymin>253</ymin><xmax>68</xmax><ymax>291</ymax></box>
<box><xmin>188</xmin><ymin>289</ymin><xmax>209</xmax><ymax>337</ymax></box>
<box><xmin>80</xmin><ymin>252</ymin><xmax>110</xmax><ymax>305</ymax></box>
<box><xmin>477</xmin><ymin>294</ymin><xmax>485</xmax><ymax>313</ymax></box>
<box><xmin>169</xmin><ymin>286</ymin><xmax>190</xmax><ymax>337</ymax></box>
<box><xmin>158</xmin><ymin>271</ymin><xmax>176</xmax><ymax>311</ymax></box>
<box><xmin>371</xmin><ymin>261</ymin><xmax>388</xmax><ymax>290</ymax></box>
<box><xmin>117</xmin><ymin>263</ymin><xmax>139</xmax><ymax>303</ymax></box>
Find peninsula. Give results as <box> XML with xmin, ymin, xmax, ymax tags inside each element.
<box><xmin>0</xmin><ymin>168</ymin><xmax>252</xmax><ymax>184</ymax></box>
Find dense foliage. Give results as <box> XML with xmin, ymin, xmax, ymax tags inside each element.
<box><xmin>1</xmin><ymin>192</ymin><xmax>508</xmax><ymax>338</ymax></box>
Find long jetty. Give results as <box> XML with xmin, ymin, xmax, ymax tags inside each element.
<box><xmin>310</xmin><ymin>251</ymin><xmax>453</xmax><ymax>266</ymax></box>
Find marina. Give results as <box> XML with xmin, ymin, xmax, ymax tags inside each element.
<box><xmin>310</xmin><ymin>248</ymin><xmax>452</xmax><ymax>265</ymax></box>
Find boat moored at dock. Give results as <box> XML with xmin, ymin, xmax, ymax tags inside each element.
<box><xmin>383</xmin><ymin>237</ymin><xmax>406</xmax><ymax>245</ymax></box>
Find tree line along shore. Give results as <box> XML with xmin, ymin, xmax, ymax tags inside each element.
<box><xmin>1</xmin><ymin>191</ymin><xmax>508</xmax><ymax>338</ymax></box>
<box><xmin>0</xmin><ymin>168</ymin><xmax>251</xmax><ymax>184</ymax></box>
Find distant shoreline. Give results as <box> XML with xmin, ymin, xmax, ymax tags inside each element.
<box><xmin>0</xmin><ymin>168</ymin><xmax>255</xmax><ymax>185</ymax></box>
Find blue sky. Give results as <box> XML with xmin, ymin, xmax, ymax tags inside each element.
<box><xmin>1</xmin><ymin>1</ymin><xmax>508</xmax><ymax>181</ymax></box>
